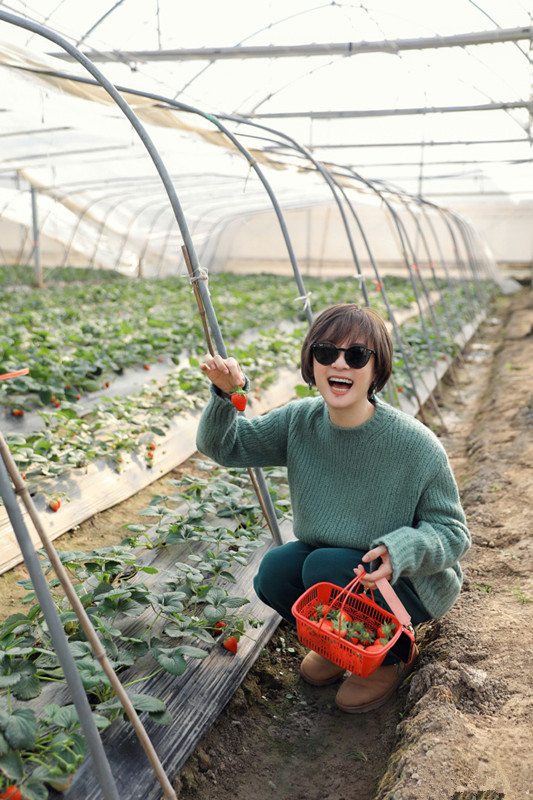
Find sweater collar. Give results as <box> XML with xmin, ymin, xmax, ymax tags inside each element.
<box><xmin>322</xmin><ymin>396</ymin><xmax>391</xmax><ymax>435</ymax></box>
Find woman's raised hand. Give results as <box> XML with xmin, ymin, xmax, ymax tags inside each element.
<box><xmin>200</xmin><ymin>354</ymin><xmax>245</xmax><ymax>396</ymax></box>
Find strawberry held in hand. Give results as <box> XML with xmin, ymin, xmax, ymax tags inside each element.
<box><xmin>231</xmin><ymin>388</ymin><xmax>247</xmax><ymax>411</ymax></box>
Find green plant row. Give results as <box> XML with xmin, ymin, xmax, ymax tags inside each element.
<box><xmin>1</xmin><ymin>274</ymin><xmax>492</xmax><ymax>502</ymax></box>
<box><xmin>0</xmin><ymin>462</ymin><xmax>289</xmax><ymax>798</ymax></box>
<box><xmin>0</xmin><ymin>271</ymin><xmax>433</xmax><ymax>412</ymax></box>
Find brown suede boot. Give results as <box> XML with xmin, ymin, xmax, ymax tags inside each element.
<box><xmin>335</xmin><ymin>647</ymin><xmax>418</xmax><ymax>713</ymax></box>
<box><xmin>300</xmin><ymin>651</ymin><xmax>346</xmax><ymax>686</ymax></box>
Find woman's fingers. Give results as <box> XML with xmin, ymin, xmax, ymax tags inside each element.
<box><xmin>356</xmin><ymin>543</ymin><xmax>393</xmax><ymax>587</ymax></box>
<box><xmin>200</xmin><ymin>354</ymin><xmax>245</xmax><ymax>393</ymax></box>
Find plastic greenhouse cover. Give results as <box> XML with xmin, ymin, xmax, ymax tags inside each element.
<box><xmin>0</xmin><ymin>1</ymin><xmax>531</xmax><ymax>273</ymax></box>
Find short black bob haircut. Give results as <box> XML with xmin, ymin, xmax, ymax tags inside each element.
<box><xmin>301</xmin><ymin>304</ymin><xmax>393</xmax><ymax>400</ymax></box>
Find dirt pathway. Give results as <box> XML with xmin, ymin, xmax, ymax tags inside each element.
<box><xmin>175</xmin><ymin>289</ymin><xmax>533</xmax><ymax>800</ymax></box>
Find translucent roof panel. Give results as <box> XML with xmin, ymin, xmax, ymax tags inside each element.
<box><xmin>0</xmin><ymin>0</ymin><xmax>531</xmax><ymax>197</ymax></box>
<box><xmin>0</xmin><ymin>1</ymin><xmax>530</xmax><ymax>274</ymax></box>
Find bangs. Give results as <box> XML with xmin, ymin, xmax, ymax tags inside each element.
<box><xmin>318</xmin><ymin>310</ymin><xmax>374</xmax><ymax>349</ymax></box>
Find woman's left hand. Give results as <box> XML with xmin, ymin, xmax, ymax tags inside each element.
<box><xmin>355</xmin><ymin>544</ymin><xmax>393</xmax><ymax>589</ymax></box>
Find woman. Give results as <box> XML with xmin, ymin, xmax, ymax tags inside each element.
<box><xmin>196</xmin><ymin>303</ymin><xmax>470</xmax><ymax>713</ymax></box>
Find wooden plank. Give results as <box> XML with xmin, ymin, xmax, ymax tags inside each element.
<box><xmin>46</xmin><ymin>522</ymin><xmax>293</xmax><ymax>800</ymax></box>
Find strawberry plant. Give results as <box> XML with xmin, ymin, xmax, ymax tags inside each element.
<box><xmin>0</xmin><ymin>696</ymin><xmax>92</xmax><ymax>799</ymax></box>
<box><xmin>0</xmin><ymin>463</ymin><xmax>290</xmax><ymax>792</ymax></box>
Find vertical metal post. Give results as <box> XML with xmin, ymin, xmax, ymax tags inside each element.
<box><xmin>30</xmin><ymin>185</ymin><xmax>43</xmax><ymax>288</ymax></box>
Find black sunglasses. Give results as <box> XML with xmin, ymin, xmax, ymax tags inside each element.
<box><xmin>311</xmin><ymin>341</ymin><xmax>376</xmax><ymax>370</ymax></box>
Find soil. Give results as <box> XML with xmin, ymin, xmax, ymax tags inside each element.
<box><xmin>2</xmin><ymin>288</ymin><xmax>532</xmax><ymax>800</ymax></box>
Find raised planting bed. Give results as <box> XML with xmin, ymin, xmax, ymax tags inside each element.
<box><xmin>0</xmin><ymin>272</ymin><xmax>496</xmax><ymax>574</ymax></box>
<box><xmin>0</xmin><ymin>462</ymin><xmax>292</xmax><ymax>799</ymax></box>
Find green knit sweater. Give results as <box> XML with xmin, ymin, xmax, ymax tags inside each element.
<box><xmin>196</xmin><ymin>390</ymin><xmax>471</xmax><ymax>619</ymax></box>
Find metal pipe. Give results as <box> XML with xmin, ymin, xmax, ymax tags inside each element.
<box><xmin>30</xmin><ymin>185</ymin><xmax>43</xmax><ymax>288</ymax></box>
<box><xmin>0</xmin><ymin>432</ymin><xmax>178</xmax><ymax>799</ymax></box>
<box><xmin>49</xmin><ymin>25</ymin><xmax>533</xmax><ymax>62</ymax></box>
<box><xmin>242</xmin><ymin>99</ymin><xmax>533</xmax><ymax>120</ymax></box>
<box><xmin>0</xmin><ymin>451</ymin><xmax>121</xmax><ymax>800</ymax></box>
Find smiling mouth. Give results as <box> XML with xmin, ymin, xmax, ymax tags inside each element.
<box><xmin>328</xmin><ymin>376</ymin><xmax>353</xmax><ymax>392</ymax></box>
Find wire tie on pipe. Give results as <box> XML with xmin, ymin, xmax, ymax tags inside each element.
<box><xmin>353</xmin><ymin>273</ymin><xmax>368</xmax><ymax>282</ymax></box>
<box><xmin>188</xmin><ymin>267</ymin><xmax>209</xmax><ymax>283</ymax></box>
<box><xmin>293</xmin><ymin>291</ymin><xmax>312</xmax><ymax>312</ymax></box>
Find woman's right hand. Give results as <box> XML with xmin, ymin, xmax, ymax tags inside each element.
<box><xmin>200</xmin><ymin>354</ymin><xmax>245</xmax><ymax>396</ymax></box>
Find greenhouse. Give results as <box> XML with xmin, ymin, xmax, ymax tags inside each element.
<box><xmin>0</xmin><ymin>2</ymin><xmax>531</xmax><ymax>800</ymax></box>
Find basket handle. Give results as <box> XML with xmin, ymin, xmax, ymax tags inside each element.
<box><xmin>344</xmin><ymin>571</ymin><xmax>412</xmax><ymax>628</ymax></box>
<box><xmin>373</xmin><ymin>577</ymin><xmax>411</xmax><ymax>628</ymax></box>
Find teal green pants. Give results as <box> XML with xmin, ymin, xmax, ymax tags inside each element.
<box><xmin>253</xmin><ymin>540</ymin><xmax>430</xmax><ymax>632</ymax></box>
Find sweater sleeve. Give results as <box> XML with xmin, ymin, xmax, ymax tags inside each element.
<box><xmin>196</xmin><ymin>385</ymin><xmax>289</xmax><ymax>468</ymax></box>
<box><xmin>370</xmin><ymin>448</ymin><xmax>471</xmax><ymax>583</ymax></box>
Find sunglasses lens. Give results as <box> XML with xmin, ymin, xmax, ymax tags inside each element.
<box><xmin>312</xmin><ymin>343</ymin><xmax>337</xmax><ymax>365</ymax></box>
<box><xmin>345</xmin><ymin>348</ymin><xmax>370</xmax><ymax>369</ymax></box>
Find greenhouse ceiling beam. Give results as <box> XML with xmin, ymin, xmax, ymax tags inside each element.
<box><xmin>300</xmin><ymin>137</ymin><xmax>532</xmax><ymax>150</ymax></box>
<box><xmin>49</xmin><ymin>25</ymin><xmax>533</xmax><ymax>62</ymax></box>
<box><xmin>0</xmin><ymin>125</ymin><xmax>72</xmax><ymax>139</ymax></box>
<box><xmin>243</xmin><ymin>100</ymin><xmax>533</xmax><ymax>120</ymax></box>
<box><xmin>322</xmin><ymin>156</ymin><xmax>533</xmax><ymax>169</ymax></box>
<box><xmin>2</xmin><ymin>143</ymin><xmax>125</xmax><ymax>165</ymax></box>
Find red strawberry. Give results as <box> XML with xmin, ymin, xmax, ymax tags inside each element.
<box><xmin>49</xmin><ymin>499</ymin><xmax>61</xmax><ymax>512</ymax></box>
<box><xmin>377</xmin><ymin>621</ymin><xmax>397</xmax><ymax>642</ymax></box>
<box><xmin>0</xmin><ymin>787</ymin><xmax>22</xmax><ymax>800</ymax></box>
<box><xmin>214</xmin><ymin>621</ymin><xmax>227</xmax><ymax>634</ymax></box>
<box><xmin>365</xmin><ymin>639</ymin><xmax>388</xmax><ymax>653</ymax></box>
<box><xmin>149</xmin><ymin>442</ymin><xmax>156</xmax><ymax>450</ymax></box>
<box><xmin>321</xmin><ymin>618</ymin><xmax>347</xmax><ymax>638</ymax></box>
<box><xmin>231</xmin><ymin>391</ymin><xmax>247</xmax><ymax>412</ymax></box>
<box><xmin>223</xmin><ymin>635</ymin><xmax>238</xmax><ymax>654</ymax></box>
<box><xmin>143</xmin><ymin>364</ymin><xmax>150</xmax><ymax>371</ymax></box>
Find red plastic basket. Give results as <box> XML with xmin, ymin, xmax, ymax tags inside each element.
<box><xmin>292</xmin><ymin>572</ymin><xmax>415</xmax><ymax>678</ymax></box>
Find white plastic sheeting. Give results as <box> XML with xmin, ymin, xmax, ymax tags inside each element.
<box><xmin>0</xmin><ymin>2</ymin><xmax>531</xmax><ymax>274</ymax></box>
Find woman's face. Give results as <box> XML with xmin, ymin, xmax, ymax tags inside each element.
<box><xmin>312</xmin><ymin>334</ymin><xmax>376</xmax><ymax>427</ymax></box>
